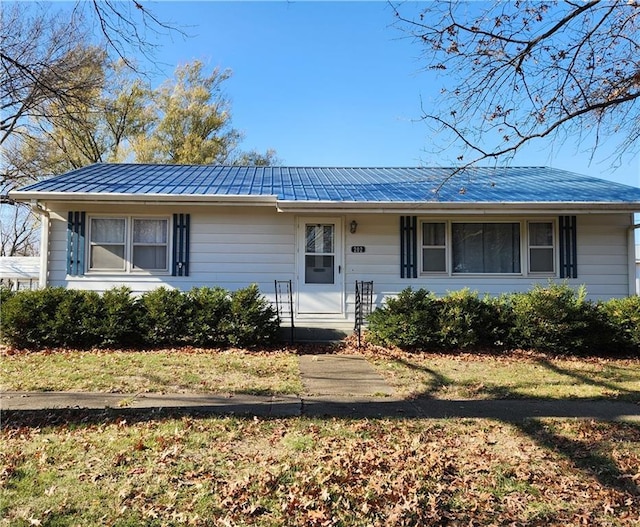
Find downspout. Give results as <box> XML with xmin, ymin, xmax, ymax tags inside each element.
<box><xmin>30</xmin><ymin>200</ymin><xmax>49</xmax><ymax>289</ymax></box>
<box><xmin>629</xmin><ymin>220</ymin><xmax>640</xmax><ymax>296</ymax></box>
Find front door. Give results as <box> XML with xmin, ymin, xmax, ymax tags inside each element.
<box><xmin>297</xmin><ymin>217</ymin><xmax>344</xmax><ymax>315</ymax></box>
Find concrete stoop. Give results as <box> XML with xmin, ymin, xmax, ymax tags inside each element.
<box><xmin>279</xmin><ymin>325</ymin><xmax>352</xmax><ymax>343</ymax></box>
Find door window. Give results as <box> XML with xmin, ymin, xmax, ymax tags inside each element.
<box><xmin>304</xmin><ymin>224</ymin><xmax>335</xmax><ymax>284</ymax></box>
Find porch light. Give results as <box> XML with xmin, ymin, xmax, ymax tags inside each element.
<box><xmin>350</xmin><ymin>220</ymin><xmax>358</xmax><ymax>234</ymax></box>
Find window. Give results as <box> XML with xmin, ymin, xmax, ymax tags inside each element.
<box><xmin>90</xmin><ymin>218</ymin><xmax>126</xmax><ymax>270</ymax></box>
<box><xmin>133</xmin><ymin>219</ymin><xmax>168</xmax><ymax>270</ymax></box>
<box><xmin>421</xmin><ymin>222</ymin><xmax>446</xmax><ymax>272</ymax></box>
<box><xmin>528</xmin><ymin>222</ymin><xmax>554</xmax><ymax>273</ymax></box>
<box><xmin>88</xmin><ymin>217</ymin><xmax>169</xmax><ymax>272</ymax></box>
<box><xmin>304</xmin><ymin>224</ymin><xmax>335</xmax><ymax>284</ymax></box>
<box><xmin>418</xmin><ymin>219</ymin><xmax>559</xmax><ymax>277</ymax></box>
<box><xmin>452</xmin><ymin>223</ymin><xmax>521</xmax><ymax>274</ymax></box>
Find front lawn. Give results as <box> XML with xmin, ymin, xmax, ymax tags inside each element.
<box><xmin>3</xmin><ymin>346</ymin><xmax>639</xmax><ymax>403</ymax></box>
<box><xmin>1</xmin><ymin>414</ymin><xmax>638</xmax><ymax>526</ymax></box>
<box><xmin>2</xmin><ymin>346</ymin><xmax>639</xmax><ymax>525</ymax></box>
<box><xmin>0</xmin><ymin>348</ymin><xmax>302</xmax><ymax>395</ymax></box>
<box><xmin>366</xmin><ymin>349</ymin><xmax>640</xmax><ymax>402</ymax></box>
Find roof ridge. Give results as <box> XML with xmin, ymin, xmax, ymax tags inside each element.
<box><xmin>90</xmin><ymin>163</ymin><xmax>552</xmax><ymax>170</ymax></box>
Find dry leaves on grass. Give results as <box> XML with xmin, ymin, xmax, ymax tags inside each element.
<box><xmin>2</xmin><ymin>415</ymin><xmax>639</xmax><ymax>526</ymax></box>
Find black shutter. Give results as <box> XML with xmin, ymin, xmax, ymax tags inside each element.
<box><xmin>400</xmin><ymin>216</ymin><xmax>418</xmax><ymax>278</ymax></box>
<box><xmin>172</xmin><ymin>213</ymin><xmax>190</xmax><ymax>276</ymax></box>
<box><xmin>67</xmin><ymin>211</ymin><xmax>86</xmax><ymax>276</ymax></box>
<box><xmin>559</xmin><ymin>215</ymin><xmax>578</xmax><ymax>278</ymax></box>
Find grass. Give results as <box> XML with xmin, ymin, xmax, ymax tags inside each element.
<box><xmin>1</xmin><ymin>414</ymin><xmax>638</xmax><ymax>526</ymax></box>
<box><xmin>0</xmin><ymin>348</ymin><xmax>302</xmax><ymax>395</ymax></box>
<box><xmin>2</xmin><ymin>346</ymin><xmax>639</xmax><ymax>403</ymax></box>
<box><xmin>365</xmin><ymin>349</ymin><xmax>640</xmax><ymax>402</ymax></box>
<box><xmin>1</xmin><ymin>346</ymin><xmax>639</xmax><ymax>525</ymax></box>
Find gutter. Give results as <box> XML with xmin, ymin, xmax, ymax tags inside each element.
<box><xmin>10</xmin><ymin>191</ymin><xmax>279</xmax><ymax>206</ymax></box>
<box><xmin>629</xmin><ymin>221</ymin><xmax>640</xmax><ymax>296</ymax></box>
<box><xmin>30</xmin><ymin>200</ymin><xmax>49</xmax><ymax>289</ymax></box>
<box><xmin>275</xmin><ymin>200</ymin><xmax>640</xmax><ymax>214</ymax></box>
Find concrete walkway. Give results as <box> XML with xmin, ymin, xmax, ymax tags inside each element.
<box><xmin>1</xmin><ymin>354</ymin><xmax>639</xmax><ymax>422</ymax></box>
<box><xmin>298</xmin><ymin>354</ymin><xmax>394</xmax><ymax>397</ymax></box>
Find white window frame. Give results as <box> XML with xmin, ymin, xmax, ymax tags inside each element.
<box><xmin>88</xmin><ymin>217</ymin><xmax>127</xmax><ymax>272</ymax></box>
<box><xmin>419</xmin><ymin>218</ymin><xmax>558</xmax><ymax>277</ymax></box>
<box><xmin>420</xmin><ymin>221</ymin><xmax>448</xmax><ymax>274</ymax></box>
<box><xmin>87</xmin><ymin>215</ymin><xmax>170</xmax><ymax>274</ymax></box>
<box><xmin>527</xmin><ymin>220</ymin><xmax>556</xmax><ymax>275</ymax></box>
<box><xmin>131</xmin><ymin>217</ymin><xmax>170</xmax><ymax>272</ymax></box>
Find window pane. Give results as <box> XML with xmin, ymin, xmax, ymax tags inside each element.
<box><xmin>91</xmin><ymin>218</ymin><xmax>125</xmax><ymax>243</ymax></box>
<box><xmin>452</xmin><ymin>223</ymin><xmax>520</xmax><ymax>273</ymax></box>
<box><xmin>133</xmin><ymin>246</ymin><xmax>167</xmax><ymax>270</ymax></box>
<box><xmin>422</xmin><ymin>248</ymin><xmax>446</xmax><ymax>272</ymax></box>
<box><xmin>423</xmin><ymin>223</ymin><xmax>445</xmax><ymax>246</ymax></box>
<box><xmin>305</xmin><ymin>255</ymin><xmax>334</xmax><ymax>284</ymax></box>
<box><xmin>91</xmin><ymin>245</ymin><xmax>125</xmax><ymax>269</ymax></box>
<box><xmin>529</xmin><ymin>222</ymin><xmax>553</xmax><ymax>246</ymax></box>
<box><xmin>305</xmin><ymin>224</ymin><xmax>333</xmax><ymax>253</ymax></box>
<box><xmin>134</xmin><ymin>219</ymin><xmax>167</xmax><ymax>244</ymax></box>
<box><xmin>530</xmin><ymin>248</ymin><xmax>554</xmax><ymax>273</ymax></box>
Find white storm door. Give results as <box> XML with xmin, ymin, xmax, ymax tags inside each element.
<box><xmin>297</xmin><ymin>218</ymin><xmax>344</xmax><ymax>315</ymax></box>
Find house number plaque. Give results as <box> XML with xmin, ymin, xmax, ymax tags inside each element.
<box><xmin>351</xmin><ymin>246</ymin><xmax>366</xmax><ymax>253</ymax></box>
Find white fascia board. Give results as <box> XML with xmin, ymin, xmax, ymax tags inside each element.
<box><xmin>10</xmin><ymin>191</ymin><xmax>278</xmax><ymax>206</ymax></box>
<box><xmin>275</xmin><ymin>200</ymin><xmax>640</xmax><ymax>214</ymax></box>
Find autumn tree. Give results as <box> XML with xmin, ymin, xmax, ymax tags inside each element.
<box><xmin>1</xmin><ymin>4</ymin><xmax>96</xmax><ymax>146</ymax></box>
<box><xmin>132</xmin><ymin>61</ymin><xmax>278</xmax><ymax>165</ymax></box>
<box><xmin>2</xmin><ymin>54</ymin><xmax>151</xmax><ymax>195</ymax></box>
<box><xmin>0</xmin><ymin>1</ymin><xmax>174</xmax><ymax>148</ymax></box>
<box><xmin>392</xmin><ymin>0</ymin><xmax>640</xmax><ymax>170</ymax></box>
<box><xmin>1</xmin><ymin>0</ymin><xmax>175</xmax><ymax>256</ymax></box>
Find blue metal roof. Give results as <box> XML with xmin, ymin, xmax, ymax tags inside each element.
<box><xmin>12</xmin><ymin>163</ymin><xmax>640</xmax><ymax>204</ymax></box>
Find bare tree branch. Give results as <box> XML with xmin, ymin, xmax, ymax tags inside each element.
<box><xmin>393</xmin><ymin>0</ymin><xmax>640</xmax><ymax>173</ymax></box>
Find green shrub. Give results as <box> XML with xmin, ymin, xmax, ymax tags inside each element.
<box><xmin>186</xmin><ymin>286</ymin><xmax>232</xmax><ymax>347</ymax></box>
<box><xmin>57</xmin><ymin>289</ymin><xmax>103</xmax><ymax>348</ymax></box>
<box><xmin>139</xmin><ymin>287</ymin><xmax>190</xmax><ymax>347</ymax></box>
<box><xmin>367</xmin><ymin>288</ymin><xmax>440</xmax><ymax>349</ymax></box>
<box><xmin>600</xmin><ymin>296</ymin><xmax>640</xmax><ymax>354</ymax></box>
<box><xmin>227</xmin><ymin>284</ymin><xmax>279</xmax><ymax>348</ymax></box>
<box><xmin>0</xmin><ymin>288</ymin><xmax>102</xmax><ymax>349</ymax></box>
<box><xmin>0</xmin><ymin>285</ymin><xmax>15</xmax><ymax>304</ymax></box>
<box><xmin>436</xmin><ymin>289</ymin><xmax>505</xmax><ymax>350</ymax></box>
<box><xmin>1</xmin><ymin>288</ymin><xmax>61</xmax><ymax>348</ymax></box>
<box><xmin>99</xmin><ymin>287</ymin><xmax>143</xmax><ymax>348</ymax></box>
<box><xmin>1</xmin><ymin>285</ymin><xmax>281</xmax><ymax>350</ymax></box>
<box><xmin>508</xmin><ymin>283</ymin><xmax>611</xmax><ymax>354</ymax></box>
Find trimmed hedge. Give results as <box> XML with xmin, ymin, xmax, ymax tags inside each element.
<box><xmin>0</xmin><ymin>285</ymin><xmax>279</xmax><ymax>350</ymax></box>
<box><xmin>367</xmin><ymin>284</ymin><xmax>639</xmax><ymax>355</ymax></box>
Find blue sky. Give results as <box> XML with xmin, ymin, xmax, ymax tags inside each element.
<box><xmin>134</xmin><ymin>1</ymin><xmax>639</xmax><ymax>189</ymax></box>
<box><xmin>47</xmin><ymin>0</ymin><xmax>632</xmax><ymax>189</ymax></box>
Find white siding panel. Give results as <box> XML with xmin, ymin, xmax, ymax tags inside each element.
<box><xmin>575</xmin><ymin>215</ymin><xmax>631</xmax><ymax>298</ymax></box>
<box><xmin>45</xmin><ymin>205</ymin><xmax>296</xmax><ymax>295</ymax></box>
<box><xmin>343</xmin><ymin>213</ymin><xmax>633</xmax><ymax>310</ymax></box>
<box><xmin>44</xmin><ymin>205</ymin><xmax>633</xmax><ymax>321</ymax></box>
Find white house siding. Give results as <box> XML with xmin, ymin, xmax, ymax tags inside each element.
<box><xmin>636</xmin><ymin>245</ymin><xmax>640</xmax><ymax>295</ymax></box>
<box><xmin>45</xmin><ymin>204</ymin><xmax>295</xmax><ymax>299</ymax></box>
<box><xmin>344</xmin><ymin>212</ymin><xmax>633</xmax><ymax>316</ymax></box>
<box><xmin>576</xmin><ymin>214</ymin><xmax>631</xmax><ymax>298</ymax></box>
<box><xmin>44</xmin><ymin>204</ymin><xmax>633</xmax><ymax>326</ymax></box>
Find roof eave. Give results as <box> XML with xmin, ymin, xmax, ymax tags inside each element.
<box><xmin>275</xmin><ymin>200</ymin><xmax>640</xmax><ymax>214</ymax></box>
<box><xmin>10</xmin><ymin>191</ymin><xmax>278</xmax><ymax>206</ymax></box>
<box><xmin>9</xmin><ymin>191</ymin><xmax>640</xmax><ymax>213</ymax></box>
